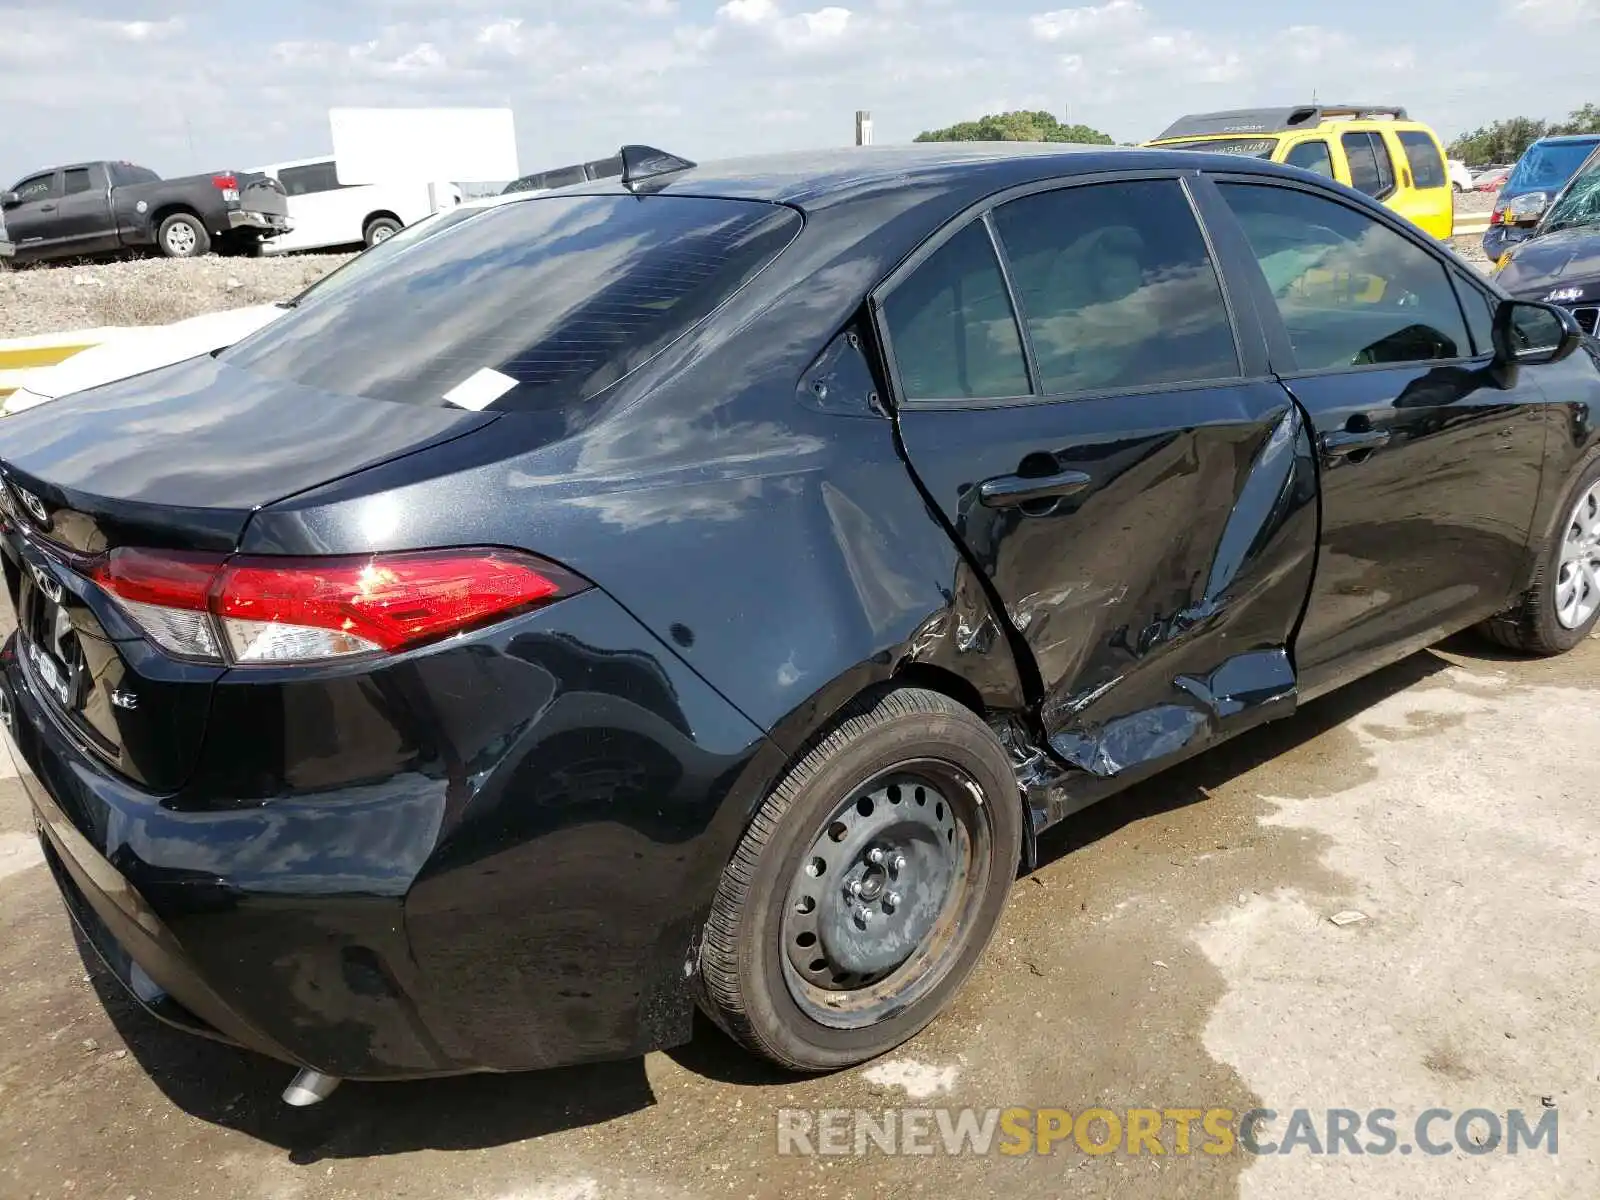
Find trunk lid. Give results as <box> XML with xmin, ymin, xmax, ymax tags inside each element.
<box><xmin>0</xmin><ymin>355</ymin><xmax>496</xmax><ymax>792</ymax></box>
<box><xmin>0</xmin><ymin>353</ymin><xmax>496</xmax><ymax>554</ymax></box>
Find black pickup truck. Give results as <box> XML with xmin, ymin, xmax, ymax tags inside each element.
<box><xmin>0</xmin><ymin>160</ymin><xmax>290</xmax><ymax>266</ymax></box>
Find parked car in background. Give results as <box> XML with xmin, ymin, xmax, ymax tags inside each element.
<box><xmin>1143</xmin><ymin>103</ymin><xmax>1455</xmax><ymax>238</ymax></box>
<box><xmin>4</xmin><ymin>142</ymin><xmax>1596</xmax><ymax>1108</ymax></box>
<box><xmin>1494</xmin><ymin>141</ymin><xmax>1600</xmax><ymax>333</ymax></box>
<box><xmin>1448</xmin><ymin>158</ymin><xmax>1473</xmax><ymax>192</ymax></box>
<box><xmin>1</xmin><ymin>191</ymin><xmax>530</xmax><ymax>415</ymax></box>
<box><xmin>0</xmin><ymin>161</ymin><xmax>288</xmax><ymax>264</ymax></box>
<box><xmin>1473</xmin><ymin>165</ymin><xmax>1512</xmax><ymax>192</ymax></box>
<box><xmin>1482</xmin><ymin>134</ymin><xmax>1600</xmax><ymax>262</ymax></box>
<box><xmin>253</xmin><ymin>156</ymin><xmax>462</xmax><ymax>253</ymax></box>
<box><xmin>502</xmin><ymin>153</ymin><xmax>625</xmax><ymax>195</ymax></box>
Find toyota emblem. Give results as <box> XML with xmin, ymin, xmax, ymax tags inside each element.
<box><xmin>13</xmin><ymin>486</ymin><xmax>47</xmax><ymax>524</ymax></box>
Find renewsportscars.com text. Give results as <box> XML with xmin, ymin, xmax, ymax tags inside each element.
<box><xmin>775</xmin><ymin>1106</ymin><xmax>1559</xmax><ymax>1158</ymax></box>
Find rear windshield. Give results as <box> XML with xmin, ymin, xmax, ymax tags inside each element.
<box><xmin>1507</xmin><ymin>140</ymin><xmax>1599</xmax><ymax>192</ymax></box>
<box><xmin>1157</xmin><ymin>137</ymin><xmax>1280</xmax><ymax>158</ymax></box>
<box><xmin>222</xmin><ymin>195</ymin><xmax>801</xmax><ymax>411</ymax></box>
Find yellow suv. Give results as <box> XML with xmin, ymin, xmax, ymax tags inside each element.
<box><xmin>1143</xmin><ymin>104</ymin><xmax>1455</xmax><ymax>239</ymax></box>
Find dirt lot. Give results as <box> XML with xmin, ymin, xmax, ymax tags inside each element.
<box><xmin>0</xmin><ymin>190</ymin><xmax>1502</xmax><ymax>343</ymax></box>
<box><xmin>2</xmin><ymin>630</ymin><xmax>1597</xmax><ymax>1200</ymax></box>
<box><xmin>0</xmin><ymin>254</ymin><xmax>350</xmax><ymax>341</ymax></box>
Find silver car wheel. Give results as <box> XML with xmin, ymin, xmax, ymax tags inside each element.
<box><xmin>1555</xmin><ymin>480</ymin><xmax>1600</xmax><ymax>630</ymax></box>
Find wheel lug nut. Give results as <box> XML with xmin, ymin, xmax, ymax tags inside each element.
<box><xmin>847</xmin><ymin>879</ymin><xmax>864</xmax><ymax>899</ymax></box>
<box><xmin>890</xmin><ymin>854</ymin><xmax>906</xmax><ymax>875</ymax></box>
<box><xmin>867</xmin><ymin>847</ymin><xmax>885</xmax><ymax>866</ymax></box>
<box><xmin>854</xmin><ymin>908</ymin><xmax>872</xmax><ymax>929</ymax></box>
<box><xmin>884</xmin><ymin>891</ymin><xmax>901</xmax><ymax>912</ymax></box>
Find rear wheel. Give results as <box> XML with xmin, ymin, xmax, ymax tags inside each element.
<box><xmin>157</xmin><ymin>212</ymin><xmax>210</xmax><ymax>259</ymax></box>
<box><xmin>1481</xmin><ymin>457</ymin><xmax>1600</xmax><ymax>653</ymax></box>
<box><xmin>696</xmin><ymin>688</ymin><xmax>1021</xmax><ymax>1072</ymax></box>
<box><xmin>363</xmin><ymin>217</ymin><xmax>402</xmax><ymax>247</ymax></box>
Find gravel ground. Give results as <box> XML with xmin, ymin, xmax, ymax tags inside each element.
<box><xmin>0</xmin><ymin>190</ymin><xmax>1504</xmax><ymax>345</ymax></box>
<box><xmin>0</xmin><ymin>254</ymin><xmax>352</xmax><ymax>341</ymax></box>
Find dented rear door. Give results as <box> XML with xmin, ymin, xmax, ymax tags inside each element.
<box><xmin>879</xmin><ymin>174</ymin><xmax>1319</xmax><ymax>805</ymax></box>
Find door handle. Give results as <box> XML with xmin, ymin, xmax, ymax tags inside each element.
<box><xmin>1319</xmin><ymin>428</ymin><xmax>1391</xmax><ymax>458</ymax></box>
<box><xmin>978</xmin><ymin>469</ymin><xmax>1092</xmax><ymax>509</ymax></box>
<box><xmin>39</xmin><ymin>204</ymin><xmax>56</xmax><ymax>212</ymax></box>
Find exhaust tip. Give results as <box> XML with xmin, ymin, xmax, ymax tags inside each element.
<box><xmin>281</xmin><ymin>1068</ymin><xmax>341</xmax><ymax>1107</ymax></box>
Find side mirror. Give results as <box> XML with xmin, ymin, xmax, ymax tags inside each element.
<box><xmin>1493</xmin><ymin>298</ymin><xmax>1583</xmax><ymax>366</ymax></box>
<box><xmin>0</xmin><ymin>192</ymin><xmax>20</xmax><ymax>208</ymax></box>
<box><xmin>1504</xmin><ymin>190</ymin><xmax>1549</xmax><ymax>226</ymax></box>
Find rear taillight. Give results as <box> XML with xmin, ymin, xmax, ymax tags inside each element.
<box><xmin>91</xmin><ymin>548</ymin><xmax>584</xmax><ymax>666</ymax></box>
<box><xmin>211</xmin><ymin>174</ymin><xmax>240</xmax><ymax>203</ymax></box>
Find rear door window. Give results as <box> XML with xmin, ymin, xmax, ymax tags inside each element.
<box><xmin>62</xmin><ymin>168</ymin><xmax>93</xmax><ymax>196</ymax></box>
<box><xmin>990</xmin><ymin>180</ymin><xmax>1239</xmax><ymax>394</ymax></box>
<box><xmin>222</xmin><ymin>195</ymin><xmax>802</xmax><ymax>411</ymax></box>
<box><xmin>881</xmin><ymin>221</ymin><xmax>1031</xmax><ymax>401</ymax></box>
<box><xmin>1397</xmin><ymin>132</ymin><xmax>1446</xmax><ymax>189</ymax></box>
<box><xmin>279</xmin><ymin>162</ymin><xmax>346</xmax><ymax>196</ymax></box>
<box><xmin>1342</xmin><ymin>133</ymin><xmax>1396</xmax><ymax>199</ymax></box>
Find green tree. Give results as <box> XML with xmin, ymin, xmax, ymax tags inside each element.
<box><xmin>1448</xmin><ymin>117</ymin><xmax>1549</xmax><ymax>167</ymax></box>
<box><xmin>915</xmin><ymin>110</ymin><xmax>1113</xmax><ymax>145</ymax></box>
<box><xmin>1447</xmin><ymin>104</ymin><xmax>1600</xmax><ymax>165</ymax></box>
<box><xmin>1554</xmin><ymin>103</ymin><xmax>1600</xmax><ymax>135</ymax></box>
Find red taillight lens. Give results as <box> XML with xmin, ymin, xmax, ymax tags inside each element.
<box><xmin>211</xmin><ymin>174</ymin><xmax>238</xmax><ymax>191</ymax></box>
<box><xmin>93</xmin><ymin>548</ymin><xmax>222</xmax><ymax>610</ymax></box>
<box><xmin>91</xmin><ymin>548</ymin><xmax>583</xmax><ymax>665</ymax></box>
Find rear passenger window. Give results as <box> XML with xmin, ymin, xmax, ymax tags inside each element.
<box><xmin>1398</xmin><ymin>132</ymin><xmax>1446</xmax><ymax>190</ymax></box>
<box><xmin>1285</xmin><ymin>141</ymin><xmax>1334</xmax><ymax>178</ymax></box>
<box><xmin>279</xmin><ymin>162</ymin><xmax>345</xmax><ymax>196</ymax></box>
<box><xmin>62</xmin><ymin>169</ymin><xmax>93</xmax><ymax>195</ymax></box>
<box><xmin>991</xmin><ymin>181</ymin><xmax>1239</xmax><ymax>394</ymax></box>
<box><xmin>1218</xmin><ymin>182</ymin><xmax>1470</xmax><ymax>370</ymax></box>
<box><xmin>882</xmin><ymin>221</ymin><xmax>1030</xmax><ymax>401</ymax></box>
<box><xmin>1343</xmin><ymin>133</ymin><xmax>1395</xmax><ymax>199</ymax></box>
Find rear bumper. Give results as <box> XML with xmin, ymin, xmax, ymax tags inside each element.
<box><xmin>1</xmin><ymin>586</ymin><xmax>778</xmax><ymax>1080</ymax></box>
<box><xmin>224</xmin><ymin>210</ymin><xmax>291</xmax><ymax>235</ymax></box>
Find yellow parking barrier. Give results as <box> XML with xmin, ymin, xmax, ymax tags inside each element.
<box><xmin>0</xmin><ymin>327</ymin><xmax>124</xmax><ymax>400</ymax></box>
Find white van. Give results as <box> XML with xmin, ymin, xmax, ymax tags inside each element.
<box><xmin>252</xmin><ymin>156</ymin><xmax>462</xmax><ymax>253</ymax></box>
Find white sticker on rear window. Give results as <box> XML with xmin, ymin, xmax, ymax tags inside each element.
<box><xmin>443</xmin><ymin>367</ymin><xmax>518</xmax><ymax>411</ymax></box>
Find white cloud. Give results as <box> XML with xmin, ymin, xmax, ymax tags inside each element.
<box><xmin>718</xmin><ymin>0</ymin><xmax>778</xmax><ymax>22</ymax></box>
<box><xmin>0</xmin><ymin>0</ymin><xmax>1593</xmax><ymax>190</ymax></box>
<box><xmin>1030</xmin><ymin>0</ymin><xmax>1143</xmax><ymax>41</ymax></box>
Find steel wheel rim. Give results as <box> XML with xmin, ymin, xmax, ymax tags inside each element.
<box><xmin>371</xmin><ymin>225</ymin><xmax>395</xmax><ymax>243</ymax></box>
<box><xmin>165</xmin><ymin>223</ymin><xmax>197</xmax><ymax>255</ymax></box>
<box><xmin>780</xmin><ymin>758</ymin><xmax>993</xmax><ymax>1030</ymax></box>
<box><xmin>1556</xmin><ymin>480</ymin><xmax>1600</xmax><ymax>630</ymax></box>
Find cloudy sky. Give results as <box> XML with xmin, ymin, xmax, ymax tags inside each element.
<box><xmin>0</xmin><ymin>0</ymin><xmax>1591</xmax><ymax>183</ymax></box>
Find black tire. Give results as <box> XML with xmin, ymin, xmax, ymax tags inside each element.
<box><xmin>1481</xmin><ymin>454</ymin><xmax>1600</xmax><ymax>654</ymax></box>
<box><xmin>156</xmin><ymin>212</ymin><xmax>210</xmax><ymax>259</ymax></box>
<box><xmin>696</xmin><ymin>687</ymin><xmax>1022</xmax><ymax>1072</ymax></box>
<box><xmin>363</xmin><ymin>217</ymin><xmax>402</xmax><ymax>248</ymax></box>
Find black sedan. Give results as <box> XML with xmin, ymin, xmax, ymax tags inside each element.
<box><xmin>2</xmin><ymin>143</ymin><xmax>1598</xmax><ymax>1104</ymax></box>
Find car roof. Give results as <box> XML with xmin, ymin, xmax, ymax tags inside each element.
<box><xmin>1151</xmin><ymin>105</ymin><xmax>1411</xmax><ymax>141</ymax></box>
<box><xmin>561</xmin><ymin>142</ymin><xmax>1299</xmax><ymax>213</ymax></box>
<box><xmin>1530</xmin><ymin>134</ymin><xmax>1600</xmax><ymax>146</ymax></box>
